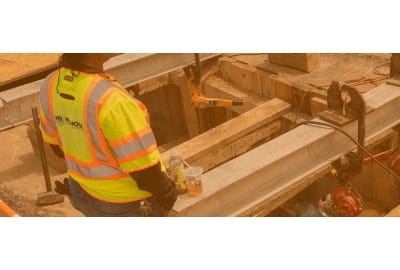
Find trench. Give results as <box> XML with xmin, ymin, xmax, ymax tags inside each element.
<box><xmin>134</xmin><ymin>54</ymin><xmax>400</xmax><ymax>217</ymax></box>
<box><xmin>2</xmin><ymin>53</ymin><xmax>399</xmax><ymax>217</ymax></box>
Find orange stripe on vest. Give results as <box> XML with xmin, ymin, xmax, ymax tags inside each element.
<box><xmin>108</xmin><ymin>126</ymin><xmax>153</xmax><ymax>147</ymax></box>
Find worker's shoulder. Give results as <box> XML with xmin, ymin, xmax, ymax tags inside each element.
<box><xmin>100</xmin><ymin>85</ymin><xmax>140</xmax><ymax>107</ymax></box>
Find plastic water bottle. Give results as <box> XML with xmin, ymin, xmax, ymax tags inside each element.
<box><xmin>169</xmin><ymin>151</ymin><xmax>187</xmax><ymax>194</ymax></box>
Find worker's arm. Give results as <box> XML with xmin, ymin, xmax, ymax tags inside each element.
<box><xmin>100</xmin><ymin>90</ymin><xmax>178</xmax><ymax>212</ymax></box>
<box><xmin>130</xmin><ymin>162</ymin><xmax>177</xmax><ymax>211</ymax></box>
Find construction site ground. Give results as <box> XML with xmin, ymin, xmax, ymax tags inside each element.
<box><xmin>0</xmin><ymin>53</ymin><xmax>398</xmax><ymax>217</ymax></box>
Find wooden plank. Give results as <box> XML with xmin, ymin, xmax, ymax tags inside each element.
<box><xmin>386</xmin><ymin>205</ymin><xmax>400</xmax><ymax>216</ymax></box>
<box><xmin>161</xmin><ymin>98</ymin><xmax>292</xmax><ymax>171</ymax></box>
<box><xmin>390</xmin><ymin>53</ymin><xmax>400</xmax><ymax>78</ymax></box>
<box><xmin>268</xmin><ymin>53</ymin><xmax>320</xmax><ymax>72</ymax></box>
<box><xmin>309</xmin><ymin>97</ymin><xmax>328</xmax><ymax>118</ymax></box>
<box><xmin>182</xmin><ymin>120</ymin><xmax>283</xmax><ymax>172</ymax></box>
<box><xmin>158</xmin><ymin>136</ymin><xmax>188</xmax><ymax>153</ymax></box>
<box><xmin>171</xmin><ymin>82</ymin><xmax>400</xmax><ymax>216</ymax></box>
<box><xmin>164</xmin><ymin>83</ymin><xmax>186</xmax><ymax>130</ymax></box>
<box><xmin>169</xmin><ymin>70</ymin><xmax>200</xmax><ymax>138</ymax></box>
<box><xmin>259</xmin><ymin>71</ymin><xmax>277</xmax><ymax>99</ymax></box>
<box><xmin>199</xmin><ymin>107</ymin><xmax>227</xmax><ymax>132</ymax></box>
<box><xmin>218</xmin><ymin>57</ymin><xmax>262</xmax><ymax>95</ymax></box>
<box><xmin>271</xmin><ymin>76</ymin><xmax>294</xmax><ymax>104</ymax></box>
<box><xmin>280</xmin><ymin>111</ymin><xmax>310</xmax><ymax>132</ymax></box>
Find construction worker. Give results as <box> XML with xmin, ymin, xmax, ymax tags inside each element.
<box><xmin>38</xmin><ymin>53</ymin><xmax>178</xmax><ymax>217</ymax></box>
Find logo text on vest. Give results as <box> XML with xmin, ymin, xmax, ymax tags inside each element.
<box><xmin>55</xmin><ymin>115</ymin><xmax>83</xmax><ymax>130</ymax></box>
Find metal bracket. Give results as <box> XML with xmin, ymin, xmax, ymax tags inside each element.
<box><xmin>319</xmin><ymin>81</ymin><xmax>372</xmax><ymax>179</ymax></box>
<box><xmin>319</xmin><ymin>81</ymin><xmax>373</xmax><ymax>126</ymax></box>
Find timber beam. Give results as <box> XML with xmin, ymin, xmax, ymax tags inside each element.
<box><xmin>172</xmin><ymin>81</ymin><xmax>400</xmax><ymax>216</ymax></box>
<box><xmin>161</xmin><ymin>98</ymin><xmax>292</xmax><ymax>172</ymax></box>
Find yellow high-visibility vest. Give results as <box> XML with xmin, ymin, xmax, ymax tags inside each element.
<box><xmin>39</xmin><ymin>67</ymin><xmax>162</xmax><ymax>203</ymax></box>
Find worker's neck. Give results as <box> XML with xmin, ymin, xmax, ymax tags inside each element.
<box><xmin>78</xmin><ymin>61</ymin><xmax>105</xmax><ymax>73</ymax></box>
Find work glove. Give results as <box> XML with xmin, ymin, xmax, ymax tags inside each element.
<box><xmin>132</xmin><ymin>162</ymin><xmax>178</xmax><ymax>212</ymax></box>
<box><xmin>54</xmin><ymin>178</ymin><xmax>71</xmax><ymax>195</ymax></box>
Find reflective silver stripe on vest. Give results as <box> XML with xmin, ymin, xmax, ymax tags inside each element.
<box><xmin>40</xmin><ymin>119</ymin><xmax>55</xmax><ymax>136</ymax></box>
<box><xmin>86</xmin><ymin>79</ymin><xmax>118</xmax><ymax>161</ymax></box>
<box><xmin>65</xmin><ymin>159</ymin><xmax>123</xmax><ymax>178</ymax></box>
<box><xmin>39</xmin><ymin>71</ymin><xmax>57</xmax><ymax>128</ymax></box>
<box><xmin>112</xmin><ymin>131</ymin><xmax>157</xmax><ymax>160</ymax></box>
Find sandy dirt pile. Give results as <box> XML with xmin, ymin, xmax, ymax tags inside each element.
<box><xmin>0</xmin><ymin>53</ymin><xmax>60</xmax><ymax>83</ymax></box>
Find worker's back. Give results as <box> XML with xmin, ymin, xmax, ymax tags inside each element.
<box><xmin>52</xmin><ymin>68</ymin><xmax>96</xmax><ymax>161</ymax></box>
<box><xmin>39</xmin><ymin>67</ymin><xmax>156</xmax><ymax>203</ymax></box>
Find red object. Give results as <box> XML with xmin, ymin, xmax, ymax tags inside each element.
<box><xmin>331</xmin><ymin>186</ymin><xmax>362</xmax><ymax>217</ymax></box>
<box><xmin>363</xmin><ymin>149</ymin><xmax>394</xmax><ymax>165</ymax></box>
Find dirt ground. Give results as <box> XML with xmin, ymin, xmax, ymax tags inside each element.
<box><xmin>0</xmin><ymin>53</ymin><xmax>60</xmax><ymax>83</ymax></box>
<box><xmin>0</xmin><ymin>125</ymin><xmax>83</xmax><ymax>216</ymax></box>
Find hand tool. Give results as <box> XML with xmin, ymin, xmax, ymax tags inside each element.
<box><xmin>31</xmin><ymin>107</ymin><xmax>64</xmax><ymax>206</ymax></box>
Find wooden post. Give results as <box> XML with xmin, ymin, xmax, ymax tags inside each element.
<box><xmin>390</xmin><ymin>53</ymin><xmax>400</xmax><ymax>78</ymax></box>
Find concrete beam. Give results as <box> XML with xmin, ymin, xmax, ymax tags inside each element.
<box><xmin>172</xmin><ymin>82</ymin><xmax>400</xmax><ymax>216</ymax></box>
<box><xmin>0</xmin><ymin>80</ymin><xmax>42</xmax><ymax>130</ymax></box>
<box><xmin>0</xmin><ymin>53</ymin><xmax>220</xmax><ymax>131</ymax></box>
<box><xmin>104</xmin><ymin>53</ymin><xmax>220</xmax><ymax>88</ymax></box>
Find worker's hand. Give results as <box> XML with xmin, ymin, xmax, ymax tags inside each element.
<box><xmin>133</xmin><ymin>164</ymin><xmax>178</xmax><ymax>211</ymax></box>
<box><xmin>54</xmin><ymin>178</ymin><xmax>70</xmax><ymax>195</ymax></box>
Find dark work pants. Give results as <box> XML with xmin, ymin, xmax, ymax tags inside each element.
<box><xmin>68</xmin><ymin>176</ymin><xmax>163</xmax><ymax>217</ymax></box>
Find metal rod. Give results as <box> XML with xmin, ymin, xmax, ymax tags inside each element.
<box><xmin>194</xmin><ymin>53</ymin><xmax>202</xmax><ymax>77</ymax></box>
<box><xmin>31</xmin><ymin>107</ymin><xmax>52</xmax><ymax>192</ymax></box>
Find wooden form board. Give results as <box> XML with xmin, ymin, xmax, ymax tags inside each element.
<box><xmin>169</xmin><ymin>70</ymin><xmax>200</xmax><ymax>138</ymax></box>
<box><xmin>161</xmin><ymin>98</ymin><xmax>292</xmax><ymax>172</ymax></box>
<box><xmin>219</xmin><ymin>56</ymin><xmax>263</xmax><ymax>95</ymax></box>
<box><xmin>218</xmin><ymin>55</ymin><xmax>327</xmax><ymax>116</ymax></box>
<box><xmin>390</xmin><ymin>53</ymin><xmax>400</xmax><ymax>78</ymax></box>
<box><xmin>171</xmin><ymin>82</ymin><xmax>400</xmax><ymax>216</ymax></box>
<box><xmin>309</xmin><ymin>96</ymin><xmax>328</xmax><ymax>118</ymax></box>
